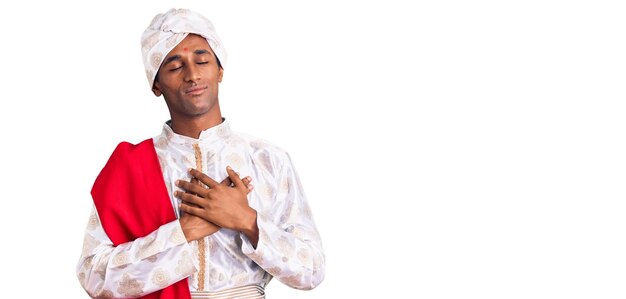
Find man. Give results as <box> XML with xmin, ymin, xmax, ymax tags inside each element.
<box><xmin>77</xmin><ymin>8</ymin><xmax>325</xmax><ymax>299</ymax></box>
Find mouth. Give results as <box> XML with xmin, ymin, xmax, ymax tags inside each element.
<box><xmin>185</xmin><ymin>86</ymin><xmax>208</xmax><ymax>96</ymax></box>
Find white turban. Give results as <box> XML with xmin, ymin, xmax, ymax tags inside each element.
<box><xmin>141</xmin><ymin>8</ymin><xmax>227</xmax><ymax>89</ymax></box>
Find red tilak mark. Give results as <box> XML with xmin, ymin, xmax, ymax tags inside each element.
<box><xmin>183</xmin><ymin>47</ymin><xmax>188</xmax><ymax>51</ymax></box>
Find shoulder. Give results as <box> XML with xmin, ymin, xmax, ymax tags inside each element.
<box><xmin>232</xmin><ymin>131</ymin><xmax>287</xmax><ymax>153</ymax></box>
<box><xmin>229</xmin><ymin>131</ymin><xmax>291</xmax><ymax>165</ymax></box>
<box><xmin>106</xmin><ymin>139</ymin><xmax>156</xmax><ymax>164</ymax></box>
<box><xmin>93</xmin><ymin>138</ymin><xmax>158</xmax><ymax>186</ymax></box>
<box><xmin>111</xmin><ymin>139</ymin><xmax>154</xmax><ymax>153</ymax></box>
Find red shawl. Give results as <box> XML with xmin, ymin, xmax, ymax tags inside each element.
<box><xmin>91</xmin><ymin>139</ymin><xmax>191</xmax><ymax>299</ymax></box>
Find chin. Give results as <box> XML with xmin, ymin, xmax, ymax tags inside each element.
<box><xmin>186</xmin><ymin>107</ymin><xmax>211</xmax><ymax>117</ymax></box>
<box><xmin>181</xmin><ymin>99</ymin><xmax>210</xmax><ymax>111</ymax></box>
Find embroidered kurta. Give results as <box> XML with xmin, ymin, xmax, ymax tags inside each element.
<box><xmin>77</xmin><ymin>120</ymin><xmax>325</xmax><ymax>298</ymax></box>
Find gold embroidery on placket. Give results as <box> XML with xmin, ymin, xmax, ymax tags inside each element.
<box><xmin>192</xmin><ymin>143</ymin><xmax>206</xmax><ymax>291</ymax></box>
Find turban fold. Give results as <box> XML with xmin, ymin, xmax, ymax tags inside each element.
<box><xmin>141</xmin><ymin>8</ymin><xmax>227</xmax><ymax>89</ymax></box>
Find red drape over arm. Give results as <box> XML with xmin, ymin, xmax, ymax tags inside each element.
<box><xmin>91</xmin><ymin>139</ymin><xmax>191</xmax><ymax>299</ymax></box>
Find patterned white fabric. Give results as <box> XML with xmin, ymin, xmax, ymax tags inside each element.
<box><xmin>190</xmin><ymin>285</ymin><xmax>265</xmax><ymax>299</ymax></box>
<box><xmin>77</xmin><ymin>119</ymin><xmax>325</xmax><ymax>297</ymax></box>
<box><xmin>141</xmin><ymin>8</ymin><xmax>227</xmax><ymax>89</ymax></box>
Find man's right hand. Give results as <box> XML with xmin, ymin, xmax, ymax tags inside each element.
<box><xmin>180</xmin><ymin>212</ymin><xmax>220</xmax><ymax>242</ymax></box>
<box><xmin>179</xmin><ymin>172</ymin><xmax>253</xmax><ymax>242</ymax></box>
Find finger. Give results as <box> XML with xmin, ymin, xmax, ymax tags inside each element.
<box><xmin>220</xmin><ymin>176</ymin><xmax>233</xmax><ymax>187</ymax></box>
<box><xmin>186</xmin><ymin>177</ymin><xmax>203</xmax><ymax>196</ymax></box>
<box><xmin>179</xmin><ymin>202</ymin><xmax>205</xmax><ymax>217</ymax></box>
<box><xmin>226</xmin><ymin>166</ymin><xmax>245</xmax><ymax>190</ymax></box>
<box><xmin>182</xmin><ymin>200</ymin><xmax>202</xmax><ymax>208</ymax></box>
<box><xmin>174</xmin><ymin>190</ymin><xmax>205</xmax><ymax>207</ymax></box>
<box><xmin>242</xmin><ymin>176</ymin><xmax>254</xmax><ymax>194</ymax></box>
<box><xmin>189</xmin><ymin>168</ymin><xmax>219</xmax><ymax>188</ymax></box>
<box><xmin>176</xmin><ymin>180</ymin><xmax>207</xmax><ymax>196</ymax></box>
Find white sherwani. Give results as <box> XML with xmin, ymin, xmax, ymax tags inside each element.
<box><xmin>77</xmin><ymin>120</ymin><xmax>325</xmax><ymax>298</ymax></box>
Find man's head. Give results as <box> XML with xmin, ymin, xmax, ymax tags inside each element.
<box><xmin>141</xmin><ymin>8</ymin><xmax>226</xmax><ymax>89</ymax></box>
<box><xmin>141</xmin><ymin>8</ymin><xmax>227</xmax><ymax>119</ymax></box>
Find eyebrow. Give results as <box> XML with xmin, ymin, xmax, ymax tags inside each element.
<box><xmin>163</xmin><ymin>55</ymin><xmax>181</xmax><ymax>66</ymax></box>
<box><xmin>194</xmin><ymin>49</ymin><xmax>211</xmax><ymax>55</ymax></box>
<box><xmin>163</xmin><ymin>49</ymin><xmax>213</xmax><ymax>66</ymax></box>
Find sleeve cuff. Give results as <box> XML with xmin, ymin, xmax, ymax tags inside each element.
<box><xmin>168</xmin><ymin>220</ymin><xmax>199</xmax><ymax>275</ymax></box>
<box><xmin>165</xmin><ymin>220</ymin><xmax>189</xmax><ymax>247</ymax></box>
<box><xmin>239</xmin><ymin>212</ymin><xmax>271</xmax><ymax>261</ymax></box>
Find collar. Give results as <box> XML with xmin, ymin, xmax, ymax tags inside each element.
<box><xmin>161</xmin><ymin>118</ymin><xmax>231</xmax><ymax>146</ymax></box>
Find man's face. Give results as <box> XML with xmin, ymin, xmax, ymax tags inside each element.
<box><xmin>153</xmin><ymin>34</ymin><xmax>223</xmax><ymax>118</ymax></box>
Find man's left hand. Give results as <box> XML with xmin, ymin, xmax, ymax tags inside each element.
<box><xmin>175</xmin><ymin>167</ymin><xmax>259</xmax><ymax>241</ymax></box>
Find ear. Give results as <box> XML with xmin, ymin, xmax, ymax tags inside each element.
<box><xmin>218</xmin><ymin>68</ymin><xmax>224</xmax><ymax>83</ymax></box>
<box><xmin>152</xmin><ymin>82</ymin><xmax>162</xmax><ymax>97</ymax></box>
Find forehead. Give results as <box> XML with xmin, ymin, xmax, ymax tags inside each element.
<box><xmin>168</xmin><ymin>34</ymin><xmax>213</xmax><ymax>56</ymax></box>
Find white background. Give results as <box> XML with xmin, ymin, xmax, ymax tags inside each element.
<box><xmin>1</xmin><ymin>0</ymin><xmax>625</xmax><ymax>298</ymax></box>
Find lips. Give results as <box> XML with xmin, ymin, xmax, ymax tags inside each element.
<box><xmin>185</xmin><ymin>86</ymin><xmax>207</xmax><ymax>96</ymax></box>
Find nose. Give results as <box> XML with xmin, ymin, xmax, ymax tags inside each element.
<box><xmin>184</xmin><ymin>63</ymin><xmax>201</xmax><ymax>83</ymax></box>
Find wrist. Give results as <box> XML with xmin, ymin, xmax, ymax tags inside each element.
<box><xmin>240</xmin><ymin>208</ymin><xmax>259</xmax><ymax>247</ymax></box>
<box><xmin>179</xmin><ymin>219</ymin><xmax>201</xmax><ymax>242</ymax></box>
<box><xmin>180</xmin><ymin>222</ymin><xmax>195</xmax><ymax>242</ymax></box>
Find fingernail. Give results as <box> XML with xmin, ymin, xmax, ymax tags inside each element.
<box><xmin>188</xmin><ymin>168</ymin><xmax>193</xmax><ymax>173</ymax></box>
<box><xmin>175</xmin><ymin>180</ymin><xmax>180</xmax><ymax>186</ymax></box>
<box><xmin>227</xmin><ymin>166</ymin><xmax>232</xmax><ymax>171</ymax></box>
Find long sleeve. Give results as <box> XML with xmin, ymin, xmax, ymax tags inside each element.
<box><xmin>240</xmin><ymin>152</ymin><xmax>325</xmax><ymax>290</ymax></box>
<box><xmin>76</xmin><ymin>206</ymin><xmax>197</xmax><ymax>298</ymax></box>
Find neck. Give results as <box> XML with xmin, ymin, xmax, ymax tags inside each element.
<box><xmin>169</xmin><ymin>105</ymin><xmax>223</xmax><ymax>139</ymax></box>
